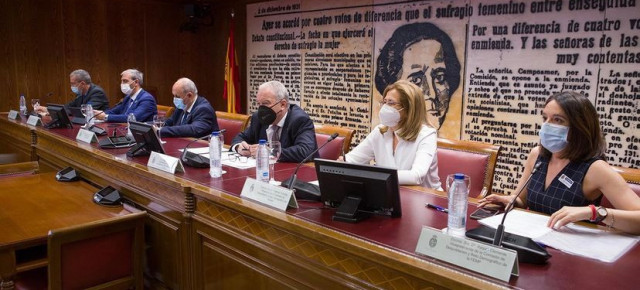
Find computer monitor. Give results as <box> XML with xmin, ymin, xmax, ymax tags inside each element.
<box><xmin>126</xmin><ymin>121</ymin><xmax>165</xmax><ymax>157</ymax></box>
<box><xmin>314</xmin><ymin>158</ymin><xmax>401</xmax><ymax>223</ymax></box>
<box><xmin>45</xmin><ymin>104</ymin><xmax>73</xmax><ymax>129</ymax></box>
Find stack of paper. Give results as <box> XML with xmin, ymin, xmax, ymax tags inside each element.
<box><xmin>479</xmin><ymin>209</ymin><xmax>638</xmax><ymax>263</ymax></box>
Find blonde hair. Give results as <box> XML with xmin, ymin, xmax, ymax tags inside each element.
<box><xmin>379</xmin><ymin>80</ymin><xmax>433</xmax><ymax>141</ymax></box>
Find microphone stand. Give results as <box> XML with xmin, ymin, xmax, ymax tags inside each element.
<box><xmin>493</xmin><ymin>161</ymin><xmax>542</xmax><ymax>246</ymax></box>
<box><xmin>282</xmin><ymin>133</ymin><xmax>339</xmax><ymax>200</ymax></box>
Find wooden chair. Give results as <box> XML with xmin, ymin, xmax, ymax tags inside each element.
<box><xmin>47</xmin><ymin>211</ymin><xmax>146</xmax><ymax>290</ymax></box>
<box><xmin>156</xmin><ymin>104</ymin><xmax>175</xmax><ymax>119</ymax></box>
<box><xmin>314</xmin><ymin>125</ymin><xmax>355</xmax><ymax>160</ymax></box>
<box><xmin>601</xmin><ymin>166</ymin><xmax>640</xmax><ymax>208</ymax></box>
<box><xmin>436</xmin><ymin>138</ymin><xmax>501</xmax><ymax>197</ymax></box>
<box><xmin>216</xmin><ymin>111</ymin><xmax>251</xmax><ymax>146</ymax></box>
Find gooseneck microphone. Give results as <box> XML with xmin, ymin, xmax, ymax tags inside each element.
<box><xmin>465</xmin><ymin>160</ymin><xmax>551</xmax><ymax>264</ymax></box>
<box><xmin>493</xmin><ymin>161</ymin><xmax>542</xmax><ymax>246</ymax></box>
<box><xmin>180</xmin><ymin>129</ymin><xmax>226</xmax><ymax>168</ymax></box>
<box><xmin>282</xmin><ymin>133</ymin><xmax>339</xmax><ymax>200</ymax></box>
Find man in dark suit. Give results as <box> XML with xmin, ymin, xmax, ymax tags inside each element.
<box><xmin>94</xmin><ymin>69</ymin><xmax>157</xmax><ymax>123</ymax></box>
<box><xmin>231</xmin><ymin>80</ymin><xmax>317</xmax><ymax>163</ymax></box>
<box><xmin>36</xmin><ymin>69</ymin><xmax>109</xmax><ymax>114</ymax></box>
<box><xmin>160</xmin><ymin>78</ymin><xmax>218</xmax><ymax>138</ymax></box>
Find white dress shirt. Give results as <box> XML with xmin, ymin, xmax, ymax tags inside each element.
<box><xmin>346</xmin><ymin>124</ymin><xmax>442</xmax><ymax>190</ymax></box>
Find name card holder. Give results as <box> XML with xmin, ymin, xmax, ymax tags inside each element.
<box><xmin>147</xmin><ymin>151</ymin><xmax>185</xmax><ymax>174</ymax></box>
<box><xmin>415</xmin><ymin>226</ymin><xmax>518</xmax><ymax>282</ymax></box>
<box><xmin>241</xmin><ymin>177</ymin><xmax>298</xmax><ymax>211</ymax></box>
<box><xmin>8</xmin><ymin>110</ymin><xmax>19</xmax><ymax>120</ymax></box>
<box><xmin>26</xmin><ymin>115</ymin><xmax>42</xmax><ymax>126</ymax></box>
<box><xmin>76</xmin><ymin>128</ymin><xmax>98</xmax><ymax>143</ymax></box>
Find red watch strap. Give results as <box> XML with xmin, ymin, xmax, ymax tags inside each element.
<box><xmin>589</xmin><ymin>204</ymin><xmax>596</xmax><ymax>222</ymax></box>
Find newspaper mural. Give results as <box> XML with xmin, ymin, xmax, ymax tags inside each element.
<box><xmin>247</xmin><ymin>0</ymin><xmax>640</xmax><ymax>193</ymax></box>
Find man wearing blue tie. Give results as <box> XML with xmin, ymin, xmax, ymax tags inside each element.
<box><xmin>94</xmin><ymin>69</ymin><xmax>157</xmax><ymax>123</ymax></box>
<box><xmin>160</xmin><ymin>77</ymin><xmax>218</xmax><ymax>138</ymax></box>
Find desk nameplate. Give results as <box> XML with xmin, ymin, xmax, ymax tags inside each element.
<box><xmin>26</xmin><ymin>115</ymin><xmax>42</xmax><ymax>126</ymax></box>
<box><xmin>148</xmin><ymin>151</ymin><xmax>185</xmax><ymax>174</ymax></box>
<box><xmin>241</xmin><ymin>177</ymin><xmax>298</xmax><ymax>211</ymax></box>
<box><xmin>8</xmin><ymin>110</ymin><xmax>19</xmax><ymax>120</ymax></box>
<box><xmin>415</xmin><ymin>226</ymin><xmax>518</xmax><ymax>282</ymax></box>
<box><xmin>76</xmin><ymin>128</ymin><xmax>98</xmax><ymax>143</ymax></box>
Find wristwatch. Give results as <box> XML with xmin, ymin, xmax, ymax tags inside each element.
<box><xmin>594</xmin><ymin>206</ymin><xmax>608</xmax><ymax>223</ymax></box>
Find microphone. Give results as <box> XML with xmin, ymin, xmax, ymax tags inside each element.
<box><xmin>85</xmin><ymin>111</ymin><xmax>107</xmax><ymax>135</ymax></box>
<box><xmin>180</xmin><ymin>129</ymin><xmax>226</xmax><ymax>168</ymax></box>
<box><xmin>466</xmin><ymin>161</ymin><xmax>551</xmax><ymax>264</ymax></box>
<box><xmin>281</xmin><ymin>132</ymin><xmax>339</xmax><ymax>201</ymax></box>
<box><xmin>493</xmin><ymin>161</ymin><xmax>542</xmax><ymax>246</ymax></box>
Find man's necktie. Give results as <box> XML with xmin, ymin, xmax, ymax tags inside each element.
<box><xmin>180</xmin><ymin>112</ymin><xmax>189</xmax><ymax>125</ymax></box>
<box><xmin>271</xmin><ymin>125</ymin><xmax>280</xmax><ymax>142</ymax></box>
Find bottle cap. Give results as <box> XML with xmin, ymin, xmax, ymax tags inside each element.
<box><xmin>259</xmin><ymin>139</ymin><xmax>266</xmax><ymax>144</ymax></box>
<box><xmin>212</xmin><ymin>131</ymin><xmax>219</xmax><ymax>136</ymax></box>
<box><xmin>454</xmin><ymin>173</ymin><xmax>465</xmax><ymax>180</ymax></box>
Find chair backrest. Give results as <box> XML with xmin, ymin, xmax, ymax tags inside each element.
<box><xmin>314</xmin><ymin>125</ymin><xmax>355</xmax><ymax>160</ymax></box>
<box><xmin>216</xmin><ymin>111</ymin><xmax>251</xmax><ymax>146</ymax></box>
<box><xmin>156</xmin><ymin>104</ymin><xmax>175</xmax><ymax>119</ymax></box>
<box><xmin>436</xmin><ymin>138</ymin><xmax>501</xmax><ymax>197</ymax></box>
<box><xmin>600</xmin><ymin>166</ymin><xmax>640</xmax><ymax>208</ymax></box>
<box><xmin>48</xmin><ymin>211</ymin><xmax>146</xmax><ymax>290</ymax></box>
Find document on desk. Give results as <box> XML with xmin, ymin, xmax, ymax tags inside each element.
<box><xmin>479</xmin><ymin>209</ymin><xmax>638</xmax><ymax>263</ymax></box>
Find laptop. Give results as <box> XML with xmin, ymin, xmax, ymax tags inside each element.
<box><xmin>68</xmin><ymin>107</ymin><xmax>87</xmax><ymax>124</ymax></box>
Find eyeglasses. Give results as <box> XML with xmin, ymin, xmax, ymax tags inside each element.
<box><xmin>378</xmin><ymin>100</ymin><xmax>401</xmax><ymax>108</ymax></box>
<box><xmin>227</xmin><ymin>153</ymin><xmax>248</xmax><ymax>163</ymax></box>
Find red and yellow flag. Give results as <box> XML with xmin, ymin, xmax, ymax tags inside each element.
<box><xmin>223</xmin><ymin>15</ymin><xmax>241</xmax><ymax>113</ymax></box>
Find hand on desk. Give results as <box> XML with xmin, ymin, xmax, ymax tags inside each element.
<box><xmin>478</xmin><ymin>193</ymin><xmax>513</xmax><ymax>209</ymax></box>
<box><xmin>237</xmin><ymin>141</ymin><xmax>258</xmax><ymax>158</ymax></box>
<box><xmin>548</xmin><ymin>206</ymin><xmax>591</xmax><ymax>230</ymax></box>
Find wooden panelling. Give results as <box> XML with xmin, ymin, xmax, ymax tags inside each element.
<box><xmin>0</xmin><ymin>0</ymin><xmax>249</xmax><ymax>114</ymax></box>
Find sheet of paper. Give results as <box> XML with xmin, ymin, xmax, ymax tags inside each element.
<box><xmin>182</xmin><ymin>148</ymin><xmax>256</xmax><ymax>169</ymax></box>
<box><xmin>535</xmin><ymin>224</ymin><xmax>638</xmax><ymax>263</ymax></box>
<box><xmin>479</xmin><ymin>209</ymin><xmax>638</xmax><ymax>263</ymax></box>
<box><xmin>479</xmin><ymin>209</ymin><xmax>552</xmax><ymax>239</ymax></box>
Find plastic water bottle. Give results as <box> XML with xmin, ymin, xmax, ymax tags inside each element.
<box><xmin>19</xmin><ymin>95</ymin><xmax>27</xmax><ymax>115</ymax></box>
<box><xmin>126</xmin><ymin>113</ymin><xmax>136</xmax><ymax>139</ymax></box>
<box><xmin>209</xmin><ymin>131</ymin><xmax>222</xmax><ymax>178</ymax></box>
<box><xmin>256</xmin><ymin>139</ymin><xmax>270</xmax><ymax>182</ymax></box>
<box><xmin>447</xmin><ymin>173</ymin><xmax>469</xmax><ymax>237</ymax></box>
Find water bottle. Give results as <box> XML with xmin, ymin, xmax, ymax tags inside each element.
<box><xmin>447</xmin><ymin>173</ymin><xmax>469</xmax><ymax>237</ymax></box>
<box><xmin>19</xmin><ymin>95</ymin><xmax>27</xmax><ymax>115</ymax></box>
<box><xmin>209</xmin><ymin>131</ymin><xmax>222</xmax><ymax>178</ymax></box>
<box><xmin>126</xmin><ymin>113</ymin><xmax>136</xmax><ymax>139</ymax></box>
<box><xmin>256</xmin><ymin>139</ymin><xmax>270</xmax><ymax>182</ymax></box>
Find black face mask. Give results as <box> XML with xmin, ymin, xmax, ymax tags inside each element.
<box><xmin>257</xmin><ymin>102</ymin><xmax>280</xmax><ymax>126</ymax></box>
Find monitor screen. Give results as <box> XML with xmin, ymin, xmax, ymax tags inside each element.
<box><xmin>126</xmin><ymin>121</ymin><xmax>165</xmax><ymax>157</ymax></box>
<box><xmin>314</xmin><ymin>158</ymin><xmax>401</xmax><ymax>223</ymax></box>
<box><xmin>46</xmin><ymin>104</ymin><xmax>73</xmax><ymax>129</ymax></box>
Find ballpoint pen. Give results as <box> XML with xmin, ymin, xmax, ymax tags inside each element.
<box><xmin>425</xmin><ymin>203</ymin><xmax>448</xmax><ymax>213</ymax></box>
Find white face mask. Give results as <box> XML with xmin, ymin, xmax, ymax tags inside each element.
<box><xmin>121</xmin><ymin>83</ymin><xmax>133</xmax><ymax>95</ymax></box>
<box><xmin>379</xmin><ymin>104</ymin><xmax>402</xmax><ymax>127</ymax></box>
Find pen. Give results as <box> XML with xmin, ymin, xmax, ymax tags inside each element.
<box><xmin>425</xmin><ymin>203</ymin><xmax>448</xmax><ymax>213</ymax></box>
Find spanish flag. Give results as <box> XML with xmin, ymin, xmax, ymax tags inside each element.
<box><xmin>223</xmin><ymin>14</ymin><xmax>241</xmax><ymax>113</ymax></box>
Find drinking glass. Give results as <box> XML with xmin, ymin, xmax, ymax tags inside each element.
<box><xmin>268</xmin><ymin>141</ymin><xmax>281</xmax><ymax>184</ymax></box>
<box><xmin>80</xmin><ymin>104</ymin><xmax>93</xmax><ymax>128</ymax></box>
<box><xmin>31</xmin><ymin>99</ymin><xmax>40</xmax><ymax>113</ymax></box>
<box><xmin>153</xmin><ymin>115</ymin><xmax>166</xmax><ymax>143</ymax></box>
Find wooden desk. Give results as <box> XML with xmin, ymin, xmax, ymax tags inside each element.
<box><xmin>0</xmin><ymin>172</ymin><xmax>133</xmax><ymax>289</ymax></box>
<box><xmin>1</xmin><ymin>113</ymin><xmax>639</xmax><ymax>289</ymax></box>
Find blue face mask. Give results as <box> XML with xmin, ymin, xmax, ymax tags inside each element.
<box><xmin>173</xmin><ymin>97</ymin><xmax>185</xmax><ymax>110</ymax></box>
<box><xmin>540</xmin><ymin>122</ymin><xmax>569</xmax><ymax>153</ymax></box>
<box><xmin>71</xmin><ymin>86</ymin><xmax>80</xmax><ymax>95</ymax></box>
